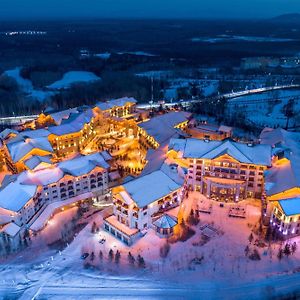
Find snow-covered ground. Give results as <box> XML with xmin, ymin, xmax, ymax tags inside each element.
<box><xmin>47</xmin><ymin>71</ymin><xmax>101</xmax><ymax>90</ymax></box>
<box><xmin>3</xmin><ymin>68</ymin><xmax>56</xmax><ymax>102</ymax></box>
<box><xmin>117</xmin><ymin>51</ymin><xmax>156</xmax><ymax>57</ymax></box>
<box><xmin>191</xmin><ymin>35</ymin><xmax>297</xmax><ymax>43</ymax></box>
<box><xmin>228</xmin><ymin>88</ymin><xmax>300</xmax><ymax>127</ymax></box>
<box><xmin>1</xmin><ymin>193</ymin><xmax>300</xmax><ymax>299</ymax></box>
<box><xmin>94</xmin><ymin>52</ymin><xmax>111</xmax><ymax>60</ymax></box>
<box><xmin>168</xmin><ymin>79</ymin><xmax>218</xmax><ymax>100</ymax></box>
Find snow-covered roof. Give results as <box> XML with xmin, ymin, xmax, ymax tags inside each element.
<box><xmin>6</xmin><ymin>130</ymin><xmax>53</xmax><ymax>163</ymax></box>
<box><xmin>261</xmin><ymin>128</ymin><xmax>300</xmax><ymax>195</ymax></box>
<box><xmin>47</xmin><ymin>71</ymin><xmax>101</xmax><ymax>90</ymax></box>
<box><xmin>119</xmin><ymin>190</ymin><xmax>134</xmax><ymax>206</ymax></box>
<box><xmin>219</xmin><ymin>125</ymin><xmax>233</xmax><ymax>133</ymax></box>
<box><xmin>0</xmin><ymin>222</ymin><xmax>21</xmax><ymax>237</ymax></box>
<box><xmin>0</xmin><ymin>152</ymin><xmax>110</xmax><ymax>213</ymax></box>
<box><xmin>48</xmin><ymin>109</ymin><xmax>95</xmax><ymax>136</ymax></box>
<box><xmin>169</xmin><ymin>138</ymin><xmax>272</xmax><ymax>166</ymax></box>
<box><xmin>24</xmin><ymin>155</ymin><xmax>52</xmax><ymax>170</ymax></box>
<box><xmin>139</xmin><ymin>111</ymin><xmax>191</xmax><ymax>145</ymax></box>
<box><xmin>0</xmin><ymin>181</ymin><xmax>37</xmax><ymax>212</ymax></box>
<box><xmin>59</xmin><ymin>152</ymin><xmax>110</xmax><ymax>176</ymax></box>
<box><xmin>279</xmin><ymin>198</ymin><xmax>300</xmax><ymax>216</ymax></box>
<box><xmin>153</xmin><ymin>213</ymin><xmax>178</xmax><ymax>229</ymax></box>
<box><xmin>95</xmin><ymin>97</ymin><xmax>137</xmax><ymax>111</ymax></box>
<box><xmin>47</xmin><ymin>108</ymin><xmax>79</xmax><ymax>125</ymax></box>
<box><xmin>122</xmin><ymin>170</ymin><xmax>181</xmax><ymax>208</ymax></box>
<box><xmin>0</xmin><ymin>128</ymin><xmax>18</xmax><ymax>140</ymax></box>
<box><xmin>0</xmin><ymin>214</ymin><xmax>14</xmax><ymax>226</ymax></box>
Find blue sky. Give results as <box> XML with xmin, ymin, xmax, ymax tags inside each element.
<box><xmin>0</xmin><ymin>0</ymin><xmax>299</xmax><ymax>20</ymax></box>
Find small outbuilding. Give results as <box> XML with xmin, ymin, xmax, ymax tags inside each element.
<box><xmin>153</xmin><ymin>213</ymin><xmax>178</xmax><ymax>237</ymax></box>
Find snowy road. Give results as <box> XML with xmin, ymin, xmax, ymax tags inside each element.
<box><xmin>7</xmin><ymin>270</ymin><xmax>300</xmax><ymax>300</ymax></box>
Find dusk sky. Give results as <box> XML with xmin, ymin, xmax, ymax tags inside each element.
<box><xmin>0</xmin><ymin>0</ymin><xmax>300</xmax><ymax>20</ymax></box>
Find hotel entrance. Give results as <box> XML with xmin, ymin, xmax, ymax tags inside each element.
<box><xmin>203</xmin><ymin>177</ymin><xmax>246</xmax><ymax>202</ymax></box>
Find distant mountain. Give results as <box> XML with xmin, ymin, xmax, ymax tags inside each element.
<box><xmin>270</xmin><ymin>13</ymin><xmax>300</xmax><ymax>23</ymax></box>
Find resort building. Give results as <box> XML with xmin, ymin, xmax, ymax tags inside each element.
<box><xmin>186</xmin><ymin>122</ymin><xmax>232</xmax><ymax>141</ymax></box>
<box><xmin>261</xmin><ymin>128</ymin><xmax>300</xmax><ymax>237</ymax></box>
<box><xmin>0</xmin><ymin>152</ymin><xmax>111</xmax><ymax>238</ymax></box>
<box><xmin>0</xmin><ymin>98</ymin><xmax>139</xmax><ymax>172</ymax></box>
<box><xmin>168</xmin><ymin>138</ymin><xmax>272</xmax><ymax>201</ymax></box>
<box><xmin>104</xmin><ymin>163</ymin><xmax>185</xmax><ymax>245</ymax></box>
<box><xmin>95</xmin><ymin>97</ymin><xmax>137</xmax><ymax>119</ymax></box>
<box><xmin>137</xmin><ymin>111</ymin><xmax>191</xmax><ymax>150</ymax></box>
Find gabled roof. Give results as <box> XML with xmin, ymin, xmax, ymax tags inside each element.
<box><xmin>24</xmin><ymin>155</ymin><xmax>52</xmax><ymax>170</ymax></box>
<box><xmin>261</xmin><ymin>128</ymin><xmax>300</xmax><ymax>195</ymax></box>
<box><xmin>122</xmin><ymin>170</ymin><xmax>181</xmax><ymax>208</ymax></box>
<box><xmin>6</xmin><ymin>134</ymin><xmax>53</xmax><ymax>163</ymax></box>
<box><xmin>0</xmin><ymin>181</ymin><xmax>37</xmax><ymax>212</ymax></box>
<box><xmin>153</xmin><ymin>213</ymin><xmax>178</xmax><ymax>229</ymax></box>
<box><xmin>279</xmin><ymin>198</ymin><xmax>300</xmax><ymax>216</ymax></box>
<box><xmin>48</xmin><ymin>109</ymin><xmax>95</xmax><ymax>136</ymax></box>
<box><xmin>169</xmin><ymin>138</ymin><xmax>272</xmax><ymax>166</ymax></box>
<box><xmin>0</xmin><ymin>152</ymin><xmax>111</xmax><ymax>213</ymax></box>
<box><xmin>0</xmin><ymin>128</ymin><xmax>19</xmax><ymax>140</ymax></box>
<box><xmin>139</xmin><ymin>111</ymin><xmax>191</xmax><ymax>145</ymax></box>
<box><xmin>47</xmin><ymin>108</ymin><xmax>79</xmax><ymax>125</ymax></box>
<box><xmin>95</xmin><ymin>97</ymin><xmax>137</xmax><ymax>111</ymax></box>
<box><xmin>0</xmin><ymin>222</ymin><xmax>21</xmax><ymax>237</ymax></box>
<box><xmin>58</xmin><ymin>152</ymin><xmax>110</xmax><ymax>176</ymax></box>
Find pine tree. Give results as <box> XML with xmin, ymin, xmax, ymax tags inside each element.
<box><xmin>265</xmin><ymin>226</ymin><xmax>273</xmax><ymax>242</ymax></box>
<box><xmin>128</xmin><ymin>252</ymin><xmax>135</xmax><ymax>265</ymax></box>
<box><xmin>283</xmin><ymin>243</ymin><xmax>291</xmax><ymax>257</ymax></box>
<box><xmin>248</xmin><ymin>233</ymin><xmax>254</xmax><ymax>243</ymax></box>
<box><xmin>99</xmin><ymin>250</ymin><xmax>103</xmax><ymax>261</ymax></box>
<box><xmin>91</xmin><ymin>222</ymin><xmax>97</xmax><ymax>234</ymax></box>
<box><xmin>291</xmin><ymin>242</ymin><xmax>297</xmax><ymax>255</ymax></box>
<box><xmin>115</xmin><ymin>250</ymin><xmax>121</xmax><ymax>264</ymax></box>
<box><xmin>137</xmin><ymin>255</ymin><xmax>145</xmax><ymax>268</ymax></box>
<box><xmin>277</xmin><ymin>248</ymin><xmax>283</xmax><ymax>260</ymax></box>
<box><xmin>90</xmin><ymin>251</ymin><xmax>95</xmax><ymax>262</ymax></box>
<box><xmin>244</xmin><ymin>245</ymin><xmax>250</xmax><ymax>257</ymax></box>
<box><xmin>108</xmin><ymin>249</ymin><xmax>114</xmax><ymax>261</ymax></box>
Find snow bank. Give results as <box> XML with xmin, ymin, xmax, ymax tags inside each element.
<box><xmin>3</xmin><ymin>67</ymin><xmax>56</xmax><ymax>102</ymax></box>
<box><xmin>47</xmin><ymin>71</ymin><xmax>101</xmax><ymax>90</ymax></box>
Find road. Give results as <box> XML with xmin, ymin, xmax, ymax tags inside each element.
<box><xmin>1</xmin><ymin>84</ymin><xmax>299</xmax><ymax>126</ymax></box>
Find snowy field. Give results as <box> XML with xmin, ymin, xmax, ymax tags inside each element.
<box><xmin>191</xmin><ymin>35</ymin><xmax>297</xmax><ymax>43</ymax></box>
<box><xmin>3</xmin><ymin>68</ymin><xmax>56</xmax><ymax>102</ymax></box>
<box><xmin>1</xmin><ymin>193</ymin><xmax>300</xmax><ymax>299</ymax></box>
<box><xmin>47</xmin><ymin>71</ymin><xmax>101</xmax><ymax>90</ymax></box>
<box><xmin>228</xmin><ymin>88</ymin><xmax>300</xmax><ymax>127</ymax></box>
<box><xmin>2</xmin><ymin>68</ymin><xmax>101</xmax><ymax>102</ymax></box>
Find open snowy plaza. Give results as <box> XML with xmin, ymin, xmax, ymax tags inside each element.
<box><xmin>0</xmin><ymin>192</ymin><xmax>299</xmax><ymax>299</ymax></box>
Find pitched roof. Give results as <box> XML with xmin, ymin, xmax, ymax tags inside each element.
<box><xmin>261</xmin><ymin>128</ymin><xmax>300</xmax><ymax>196</ymax></box>
<box><xmin>279</xmin><ymin>198</ymin><xmax>300</xmax><ymax>216</ymax></box>
<box><xmin>95</xmin><ymin>97</ymin><xmax>137</xmax><ymax>111</ymax></box>
<box><xmin>122</xmin><ymin>170</ymin><xmax>181</xmax><ymax>208</ymax></box>
<box><xmin>6</xmin><ymin>135</ymin><xmax>53</xmax><ymax>163</ymax></box>
<box><xmin>169</xmin><ymin>138</ymin><xmax>272</xmax><ymax>166</ymax></box>
<box><xmin>48</xmin><ymin>109</ymin><xmax>95</xmax><ymax>136</ymax></box>
<box><xmin>0</xmin><ymin>181</ymin><xmax>37</xmax><ymax>212</ymax></box>
<box><xmin>153</xmin><ymin>213</ymin><xmax>178</xmax><ymax>229</ymax></box>
<box><xmin>139</xmin><ymin>111</ymin><xmax>191</xmax><ymax>145</ymax></box>
<box><xmin>0</xmin><ymin>222</ymin><xmax>21</xmax><ymax>237</ymax></box>
<box><xmin>24</xmin><ymin>155</ymin><xmax>52</xmax><ymax>170</ymax></box>
<box><xmin>0</xmin><ymin>152</ymin><xmax>111</xmax><ymax>212</ymax></box>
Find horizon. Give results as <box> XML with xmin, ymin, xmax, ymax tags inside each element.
<box><xmin>0</xmin><ymin>13</ymin><xmax>299</xmax><ymax>23</ymax></box>
<box><xmin>1</xmin><ymin>0</ymin><xmax>300</xmax><ymax>21</ymax></box>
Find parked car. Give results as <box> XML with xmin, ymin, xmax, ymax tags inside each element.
<box><xmin>81</xmin><ymin>253</ymin><xmax>89</xmax><ymax>260</ymax></box>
